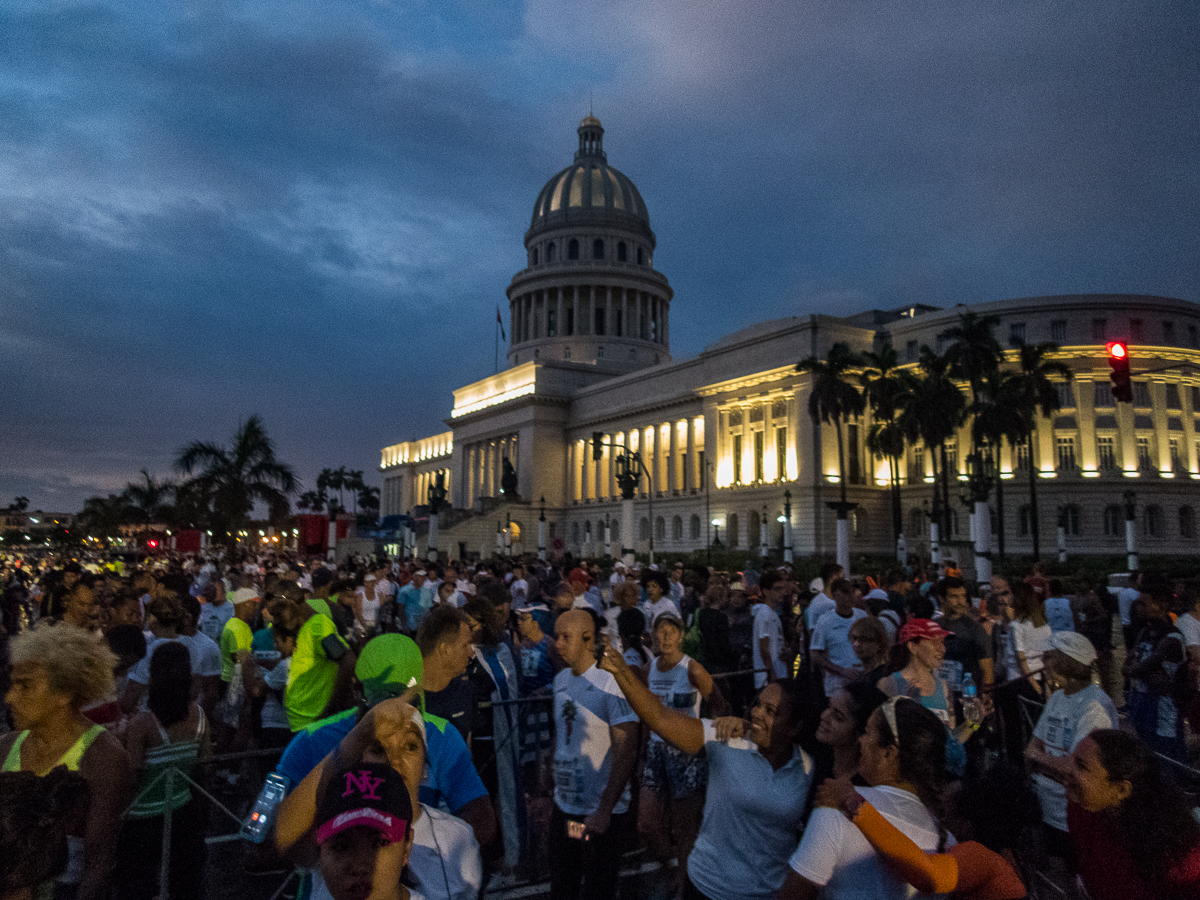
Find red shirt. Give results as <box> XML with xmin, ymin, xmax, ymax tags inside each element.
<box><xmin>1068</xmin><ymin>802</ymin><xmax>1200</xmax><ymax>900</ymax></box>
<box><xmin>950</xmin><ymin>842</ymin><xmax>1026</xmax><ymax>899</ymax></box>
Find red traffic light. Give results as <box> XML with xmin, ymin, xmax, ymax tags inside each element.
<box><xmin>1107</xmin><ymin>342</ymin><xmax>1132</xmax><ymax>402</ymax></box>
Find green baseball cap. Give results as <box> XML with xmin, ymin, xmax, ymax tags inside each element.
<box><xmin>355</xmin><ymin>634</ymin><xmax>424</xmax><ymax>710</ymax></box>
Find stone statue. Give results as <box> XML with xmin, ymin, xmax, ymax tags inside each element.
<box><xmin>501</xmin><ymin>459</ymin><xmax>519</xmax><ymax>499</ymax></box>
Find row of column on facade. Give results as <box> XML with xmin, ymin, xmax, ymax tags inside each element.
<box><xmin>570</xmin><ymin>417</ymin><xmax>705</xmax><ymax>501</ymax></box>
<box><xmin>511</xmin><ymin>285</ymin><xmax>668</xmax><ymax>346</ymax></box>
<box><xmin>463</xmin><ymin>434</ymin><xmax>519</xmax><ymax>508</ymax></box>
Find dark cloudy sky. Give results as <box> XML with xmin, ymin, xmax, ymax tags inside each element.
<box><xmin>2</xmin><ymin>1</ymin><xmax>1197</xmax><ymax>514</ymax></box>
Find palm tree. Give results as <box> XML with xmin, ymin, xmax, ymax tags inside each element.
<box><xmin>297</xmin><ymin>490</ymin><xmax>324</xmax><ymax>512</ymax></box>
<box><xmin>358</xmin><ymin>484</ymin><xmax>381</xmax><ymax>517</ymax></box>
<box><xmin>971</xmin><ymin>369</ymin><xmax>1028</xmax><ymax>562</ymax></box>
<box><xmin>10</xmin><ymin>496</ymin><xmax>29</xmax><ymax>512</ymax></box>
<box><xmin>175</xmin><ymin>416</ymin><xmax>297</xmax><ymax>546</ymax></box>
<box><xmin>1011</xmin><ymin>341</ymin><xmax>1073</xmax><ymax>561</ymax></box>
<box><xmin>121</xmin><ymin>469</ymin><xmax>176</xmax><ymax>524</ymax></box>
<box><xmin>860</xmin><ymin>343</ymin><xmax>918</xmax><ymax>552</ymax></box>
<box><xmin>77</xmin><ymin>494</ymin><xmax>133</xmax><ymax>542</ymax></box>
<box><xmin>942</xmin><ymin>311</ymin><xmax>1004</xmax><ymax>400</ymax></box>
<box><xmin>317</xmin><ymin>468</ymin><xmax>344</xmax><ymax>514</ymax></box>
<box><xmin>899</xmin><ymin>347</ymin><xmax>967</xmax><ymax>552</ymax></box>
<box><xmin>797</xmin><ymin>342</ymin><xmax>866</xmax><ymax>568</ymax></box>
<box><xmin>344</xmin><ymin>470</ymin><xmax>366</xmax><ymax>515</ymax></box>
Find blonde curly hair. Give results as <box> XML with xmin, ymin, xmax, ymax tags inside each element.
<box><xmin>10</xmin><ymin>623</ymin><xmax>116</xmax><ymax>709</ymax></box>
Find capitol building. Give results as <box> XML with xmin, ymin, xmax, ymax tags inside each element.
<box><xmin>380</xmin><ymin>117</ymin><xmax>1200</xmax><ymax>564</ymax></box>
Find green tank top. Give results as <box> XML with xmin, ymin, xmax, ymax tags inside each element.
<box><xmin>2</xmin><ymin>724</ymin><xmax>105</xmax><ymax>775</ymax></box>
<box><xmin>127</xmin><ymin>709</ymin><xmax>205</xmax><ymax>819</ymax></box>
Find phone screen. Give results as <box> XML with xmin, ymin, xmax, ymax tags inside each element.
<box><xmin>567</xmin><ymin>820</ymin><xmax>586</xmax><ymax>840</ymax></box>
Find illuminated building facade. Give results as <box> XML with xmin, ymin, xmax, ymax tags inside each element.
<box><xmin>381</xmin><ymin>118</ymin><xmax>1200</xmax><ymax>561</ymax></box>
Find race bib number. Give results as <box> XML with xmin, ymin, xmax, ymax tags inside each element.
<box><xmin>553</xmin><ymin>757</ymin><xmax>584</xmax><ymax>806</ymax></box>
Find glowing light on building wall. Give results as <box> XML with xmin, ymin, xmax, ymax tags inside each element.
<box><xmin>786</xmin><ymin>447</ymin><xmax>798</xmax><ymax>482</ymax></box>
<box><xmin>452</xmin><ymin>363</ymin><xmax>537</xmax><ymax>418</ymax></box>
<box><xmin>715</xmin><ymin>455</ymin><xmax>734</xmax><ymax>487</ymax></box>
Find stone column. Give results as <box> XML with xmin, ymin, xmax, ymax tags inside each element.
<box><xmin>1152</xmin><ymin>382</ymin><xmax>1171</xmax><ymax>474</ymax></box>
<box><xmin>668</xmin><ymin>420</ymin><xmax>678</xmax><ymax>493</ymax></box>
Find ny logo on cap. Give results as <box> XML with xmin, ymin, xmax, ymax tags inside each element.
<box><xmin>343</xmin><ymin>769</ymin><xmax>384</xmax><ymax>801</ymax></box>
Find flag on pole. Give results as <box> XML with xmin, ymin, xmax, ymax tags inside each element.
<box><xmin>496</xmin><ymin>306</ymin><xmax>506</xmax><ymax>340</ymax></box>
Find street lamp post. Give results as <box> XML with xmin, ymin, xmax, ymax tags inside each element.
<box><xmin>537</xmin><ymin>497</ymin><xmax>547</xmax><ymax>561</ymax></box>
<box><xmin>923</xmin><ymin>499</ymin><xmax>940</xmax><ymax>568</ymax></box>
<box><xmin>427</xmin><ymin>472</ymin><xmax>447</xmax><ymax>563</ymax></box>
<box><xmin>705</xmin><ymin>459</ymin><xmax>712</xmax><ymax>563</ymax></box>
<box><xmin>1124</xmin><ymin>491</ymin><xmax>1139</xmax><ymax>572</ymax></box>
<box><xmin>781</xmin><ymin>489</ymin><xmax>793</xmax><ymax>564</ymax></box>
<box><xmin>760</xmin><ymin>503</ymin><xmax>769</xmax><ymax>561</ymax></box>
<box><xmin>711</xmin><ymin>518</ymin><xmax>722</xmax><ymax>548</ymax></box>
<box><xmin>966</xmin><ymin>450</ymin><xmax>993</xmax><ymax>586</ymax></box>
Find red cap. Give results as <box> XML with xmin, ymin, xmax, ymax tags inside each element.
<box><xmin>897</xmin><ymin>618</ymin><xmax>951</xmax><ymax>645</ymax></box>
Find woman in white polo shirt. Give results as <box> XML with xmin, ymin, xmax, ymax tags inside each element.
<box><xmin>600</xmin><ymin>643</ymin><xmax>812</xmax><ymax>900</ymax></box>
<box><xmin>779</xmin><ymin>696</ymin><xmax>950</xmax><ymax>900</ymax></box>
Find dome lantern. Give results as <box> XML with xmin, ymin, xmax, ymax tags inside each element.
<box><xmin>576</xmin><ymin>115</ymin><xmax>606</xmax><ymax>162</ymax></box>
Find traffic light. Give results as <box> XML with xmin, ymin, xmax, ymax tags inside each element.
<box><xmin>592</xmin><ymin>431</ymin><xmax>604</xmax><ymax>461</ymax></box>
<box><xmin>1107</xmin><ymin>342</ymin><xmax>1132</xmax><ymax>402</ymax></box>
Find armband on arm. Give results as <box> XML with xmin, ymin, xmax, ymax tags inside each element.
<box><xmin>321</xmin><ymin>633</ymin><xmax>348</xmax><ymax>660</ymax></box>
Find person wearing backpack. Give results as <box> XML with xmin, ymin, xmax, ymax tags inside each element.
<box><xmin>1125</xmin><ymin>573</ymin><xmax>1188</xmax><ymax>761</ymax></box>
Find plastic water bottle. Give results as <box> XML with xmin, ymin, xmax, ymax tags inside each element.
<box><xmin>961</xmin><ymin>672</ymin><xmax>980</xmax><ymax>726</ymax></box>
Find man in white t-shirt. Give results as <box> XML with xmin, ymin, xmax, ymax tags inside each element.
<box><xmin>804</xmin><ymin>563</ymin><xmax>844</xmax><ymax>634</ymax></box>
<box><xmin>810</xmin><ymin>578</ymin><xmax>868</xmax><ymax>697</ymax></box>
<box><xmin>752</xmin><ymin>573</ymin><xmax>789</xmax><ymax>688</ymax></box>
<box><xmin>1025</xmin><ymin>632</ymin><xmax>1117</xmax><ymax>846</ymax></box>
<box><xmin>551</xmin><ymin>610</ymin><xmax>638</xmax><ymax>900</ymax></box>
<box><xmin>197</xmin><ymin>583</ymin><xmax>235</xmax><ymax>645</ymax></box>
<box><xmin>509</xmin><ymin>564</ymin><xmax>529</xmax><ymax>605</ymax></box>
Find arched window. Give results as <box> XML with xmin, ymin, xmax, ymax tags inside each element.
<box><xmin>596</xmin><ymin>520</ymin><xmax>606</xmax><ymax>541</ymax></box>
<box><xmin>1180</xmin><ymin>506</ymin><xmax>1195</xmax><ymax>539</ymax></box>
<box><xmin>1145</xmin><ymin>505</ymin><xmax>1163</xmax><ymax>538</ymax></box>
<box><xmin>1018</xmin><ymin>505</ymin><xmax>1032</xmax><ymax>536</ymax></box>
<box><xmin>728</xmin><ymin>513</ymin><xmax>739</xmax><ymax>547</ymax></box>
<box><xmin>637</xmin><ymin>247</ymin><xmax>644</xmax><ymax>265</ymax></box>
<box><xmin>655</xmin><ymin>517</ymin><xmax>665</xmax><ymax>541</ymax></box>
<box><xmin>571</xmin><ymin>522</ymin><xmax>580</xmax><ymax>543</ymax></box>
<box><xmin>852</xmin><ymin>509</ymin><xmax>865</xmax><ymax>538</ymax></box>
<box><xmin>611</xmin><ymin>521</ymin><xmax>620</xmax><ymax>542</ymax></box>
<box><xmin>690</xmin><ymin>515</ymin><xmax>701</xmax><ymax>540</ymax></box>
<box><xmin>593</xmin><ymin>239</ymin><xmax>605</xmax><ymax>260</ymax></box>
<box><xmin>672</xmin><ymin>516</ymin><xmax>683</xmax><ymax>541</ymax></box>
<box><xmin>1058</xmin><ymin>504</ymin><xmax>1081</xmax><ymax>536</ymax></box>
<box><xmin>639</xmin><ymin>518</ymin><xmax>650</xmax><ymax>541</ymax></box>
<box><xmin>568</xmin><ymin>239</ymin><xmax>579</xmax><ymax>260</ymax></box>
<box><xmin>547</xmin><ymin>242</ymin><xmax>556</xmax><ymax>262</ymax></box>
<box><xmin>1103</xmin><ymin>505</ymin><xmax>1122</xmax><ymax>536</ymax></box>
<box><xmin>617</xmin><ymin>242</ymin><xmax>627</xmax><ymax>262</ymax></box>
<box><xmin>531</xmin><ymin>248</ymin><xmax>538</xmax><ymax>265</ymax></box>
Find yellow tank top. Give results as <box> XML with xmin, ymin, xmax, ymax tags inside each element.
<box><xmin>2</xmin><ymin>724</ymin><xmax>105</xmax><ymax>775</ymax></box>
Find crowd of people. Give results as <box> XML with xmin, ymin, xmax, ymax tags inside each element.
<box><xmin>2</xmin><ymin>547</ymin><xmax>1200</xmax><ymax>899</ymax></box>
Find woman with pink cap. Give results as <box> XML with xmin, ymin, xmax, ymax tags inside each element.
<box><xmin>878</xmin><ymin>619</ymin><xmax>983</xmax><ymax>750</ymax></box>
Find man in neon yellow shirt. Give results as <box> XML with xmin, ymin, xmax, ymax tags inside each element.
<box><xmin>286</xmin><ymin>601</ymin><xmax>356</xmax><ymax>731</ymax></box>
<box><xmin>220</xmin><ymin>587</ymin><xmax>260</xmax><ymax>683</ymax></box>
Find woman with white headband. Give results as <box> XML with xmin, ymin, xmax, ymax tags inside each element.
<box><xmin>779</xmin><ymin>696</ymin><xmax>951</xmax><ymax>900</ymax></box>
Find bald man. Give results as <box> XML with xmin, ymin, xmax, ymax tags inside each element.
<box><xmin>550</xmin><ymin>610</ymin><xmax>639</xmax><ymax>900</ymax></box>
